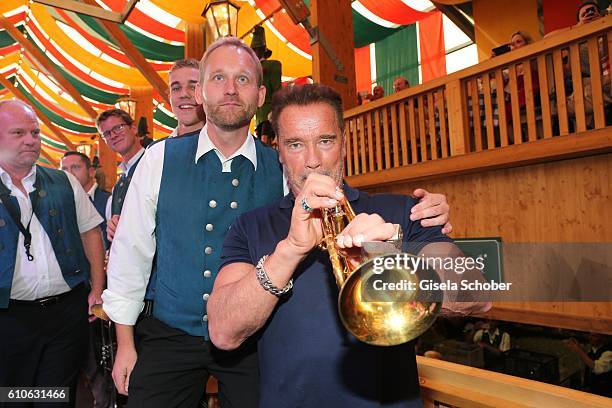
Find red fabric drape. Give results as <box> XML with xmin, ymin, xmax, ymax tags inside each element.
<box><xmin>354</xmin><ymin>45</ymin><xmax>371</xmax><ymax>94</ymax></box>
<box><xmin>542</xmin><ymin>0</ymin><xmax>577</xmax><ymax>34</ymax></box>
<box><xmin>418</xmin><ymin>11</ymin><xmax>446</xmax><ymax>83</ymax></box>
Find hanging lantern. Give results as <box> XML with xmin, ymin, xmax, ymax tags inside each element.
<box><xmin>203</xmin><ymin>0</ymin><xmax>241</xmax><ymax>40</ymax></box>
<box><xmin>115</xmin><ymin>95</ymin><xmax>137</xmax><ymax>119</ymax></box>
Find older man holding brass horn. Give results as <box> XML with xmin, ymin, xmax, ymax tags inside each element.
<box><xmin>208</xmin><ymin>83</ymin><xmax>491</xmax><ymax>407</ymax></box>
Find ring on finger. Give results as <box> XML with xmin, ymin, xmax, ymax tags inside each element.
<box><xmin>301</xmin><ymin>197</ymin><xmax>314</xmax><ymax>213</ymax></box>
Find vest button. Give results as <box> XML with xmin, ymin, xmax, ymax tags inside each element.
<box><xmin>205</xmin><ymin>224</ymin><xmax>213</xmax><ymax>232</ymax></box>
<box><xmin>38</xmin><ymin>190</ymin><xmax>47</xmax><ymax>198</ymax></box>
<box><xmin>202</xmin><ymin>314</ymin><xmax>208</xmax><ymax>322</ymax></box>
<box><xmin>57</xmin><ymin>228</ymin><xmax>64</xmax><ymax>237</ymax></box>
<box><xmin>49</xmin><ymin>209</ymin><xmax>58</xmax><ymax>217</ymax></box>
<box><xmin>117</xmin><ymin>197</ymin><xmax>123</xmax><ymax>203</ymax></box>
<box><xmin>230</xmin><ymin>201</ymin><xmax>238</xmax><ymax>209</ymax></box>
<box><xmin>0</xmin><ymin>218</ymin><xmax>5</xmax><ymax>227</ymax></box>
<box><xmin>209</xmin><ymin>200</ymin><xmax>217</xmax><ymax>208</ymax></box>
<box><xmin>232</xmin><ymin>178</ymin><xmax>240</xmax><ymax>187</ymax></box>
<box><xmin>202</xmin><ymin>293</ymin><xmax>210</xmax><ymax>301</ymax></box>
<box><xmin>203</xmin><ymin>270</ymin><xmax>212</xmax><ymax>278</ymax></box>
<box><xmin>204</xmin><ymin>246</ymin><xmax>213</xmax><ymax>255</ymax></box>
<box><xmin>66</xmin><ymin>248</ymin><xmax>74</xmax><ymax>256</ymax></box>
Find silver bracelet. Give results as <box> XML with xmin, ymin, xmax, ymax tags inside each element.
<box><xmin>255</xmin><ymin>255</ymin><xmax>293</xmax><ymax>297</ymax></box>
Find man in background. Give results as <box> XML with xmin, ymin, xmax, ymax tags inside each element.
<box><xmin>472</xmin><ymin>319</ymin><xmax>511</xmax><ymax>371</ymax></box>
<box><xmin>393</xmin><ymin>76</ymin><xmax>410</xmax><ymax>93</ymax></box>
<box><xmin>61</xmin><ymin>151</ymin><xmax>110</xmax><ymax>249</ymax></box>
<box><xmin>566</xmin><ymin>332</ymin><xmax>611</xmax><ymax>397</ymax></box>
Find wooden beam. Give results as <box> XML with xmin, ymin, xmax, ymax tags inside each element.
<box><xmin>184</xmin><ymin>22</ymin><xmax>205</xmax><ymax>60</ymax></box>
<box><xmin>239</xmin><ymin>6</ymin><xmax>283</xmax><ymax>39</ymax></box>
<box><xmin>310</xmin><ymin>0</ymin><xmax>357</xmax><ymax>110</ymax></box>
<box><xmin>40</xmin><ymin>148</ymin><xmax>60</xmax><ymax>168</ymax></box>
<box><xmin>0</xmin><ymin>14</ymin><xmax>98</xmax><ymax>119</ymax></box>
<box><xmin>81</xmin><ymin>0</ymin><xmax>170</xmax><ymax>106</ymax></box>
<box><xmin>32</xmin><ymin>0</ymin><xmax>122</xmax><ymax>23</ymax></box>
<box><xmin>418</xmin><ymin>357</ymin><xmax>612</xmax><ymax>408</ymax></box>
<box><xmin>97</xmin><ymin>140</ymin><xmax>117</xmax><ymax>188</ymax></box>
<box><xmin>433</xmin><ymin>2</ymin><xmax>474</xmax><ymax>42</ymax></box>
<box><xmin>121</xmin><ymin>0</ymin><xmax>140</xmax><ymax>24</ymax></box>
<box><xmin>131</xmin><ymin>86</ymin><xmax>153</xmax><ymax>138</ymax></box>
<box><xmin>478</xmin><ymin>305</ymin><xmax>612</xmax><ymax>335</ymax></box>
<box><xmin>0</xmin><ymin>75</ymin><xmax>77</xmax><ymax>151</ymax></box>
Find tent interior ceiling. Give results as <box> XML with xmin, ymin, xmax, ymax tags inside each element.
<box><xmin>0</xmin><ymin>0</ymin><xmax>450</xmax><ymax>164</ymax></box>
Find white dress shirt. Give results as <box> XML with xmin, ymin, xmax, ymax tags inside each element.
<box><xmin>0</xmin><ymin>165</ymin><xmax>103</xmax><ymax>300</ymax></box>
<box><xmin>473</xmin><ymin>328</ymin><xmax>511</xmax><ymax>352</ymax></box>
<box><xmin>86</xmin><ymin>182</ymin><xmax>99</xmax><ymax>199</ymax></box>
<box><xmin>105</xmin><ymin>148</ymin><xmax>145</xmax><ymax>220</ymax></box>
<box><xmin>102</xmin><ymin>125</ymin><xmax>264</xmax><ymax>325</ymax></box>
<box><xmin>119</xmin><ymin>148</ymin><xmax>145</xmax><ymax>175</ymax></box>
<box><xmin>592</xmin><ymin>348</ymin><xmax>612</xmax><ymax>375</ymax></box>
<box><xmin>88</xmin><ymin>182</ymin><xmax>110</xmax><ymax>215</ymax></box>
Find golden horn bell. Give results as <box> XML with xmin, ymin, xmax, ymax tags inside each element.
<box><xmin>320</xmin><ymin>198</ymin><xmax>440</xmax><ymax>346</ymax></box>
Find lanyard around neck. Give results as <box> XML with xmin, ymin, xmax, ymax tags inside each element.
<box><xmin>0</xmin><ymin>177</ymin><xmax>41</xmax><ymax>261</ymax></box>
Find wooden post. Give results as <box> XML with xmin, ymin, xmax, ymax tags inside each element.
<box><xmin>131</xmin><ymin>86</ymin><xmax>154</xmax><ymax>137</ymax></box>
<box><xmin>185</xmin><ymin>22</ymin><xmax>206</xmax><ymax>60</ymax></box>
<box><xmin>446</xmin><ymin>79</ymin><xmax>469</xmax><ymax>156</ymax></box>
<box><xmin>97</xmin><ymin>140</ymin><xmax>117</xmax><ymax>189</ymax></box>
<box><xmin>205</xmin><ymin>22</ymin><xmax>216</xmax><ymax>49</ymax></box>
<box><xmin>310</xmin><ymin>0</ymin><xmax>357</xmax><ymax>110</ymax></box>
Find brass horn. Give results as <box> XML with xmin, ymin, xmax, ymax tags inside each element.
<box><xmin>320</xmin><ymin>197</ymin><xmax>440</xmax><ymax>346</ymax></box>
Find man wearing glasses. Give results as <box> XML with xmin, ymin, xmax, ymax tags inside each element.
<box><xmin>96</xmin><ymin>109</ymin><xmax>144</xmax><ymax>243</ymax></box>
<box><xmin>577</xmin><ymin>1</ymin><xmax>603</xmax><ymax>25</ymax></box>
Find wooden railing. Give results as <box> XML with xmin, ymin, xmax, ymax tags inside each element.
<box><xmin>344</xmin><ymin>16</ymin><xmax>612</xmax><ymax>182</ymax></box>
<box><xmin>417</xmin><ymin>356</ymin><xmax>611</xmax><ymax>408</ymax></box>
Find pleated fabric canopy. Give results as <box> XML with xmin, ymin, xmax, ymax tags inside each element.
<box><xmin>0</xmin><ymin>0</ymin><xmax>438</xmax><ymax>165</ymax></box>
